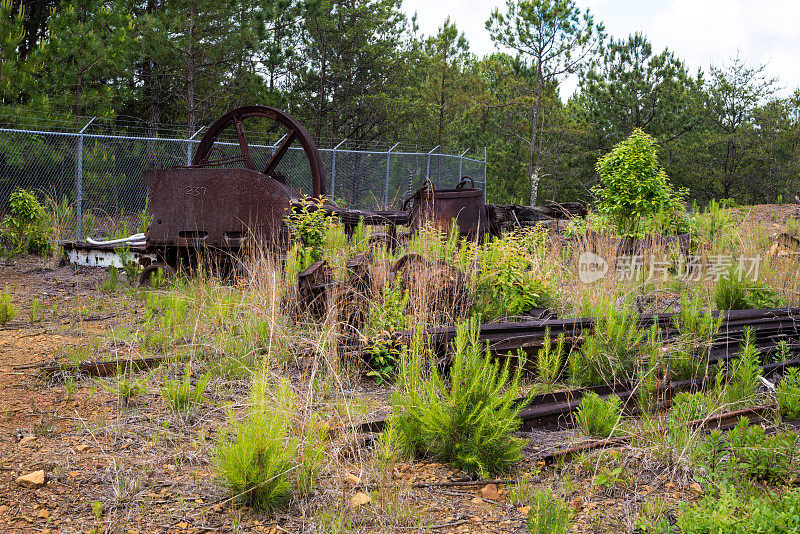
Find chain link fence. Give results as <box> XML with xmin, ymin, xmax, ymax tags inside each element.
<box><xmin>0</xmin><ymin>121</ymin><xmax>486</xmax><ymax>240</ymax></box>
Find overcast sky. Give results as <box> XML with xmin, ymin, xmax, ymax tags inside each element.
<box><xmin>401</xmin><ymin>0</ymin><xmax>800</xmax><ymax>99</ymax></box>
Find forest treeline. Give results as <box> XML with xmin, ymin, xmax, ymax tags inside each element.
<box><xmin>1</xmin><ymin>0</ymin><xmax>798</xmax><ymax>206</ymax></box>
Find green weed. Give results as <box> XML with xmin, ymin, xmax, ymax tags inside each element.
<box><xmin>388</xmin><ymin>321</ymin><xmax>527</xmax><ymax>477</ymax></box>
<box><xmin>526</xmin><ymin>488</ymin><xmax>572</xmax><ymax>534</ymax></box>
<box><xmin>99</xmin><ymin>266</ymin><xmax>120</xmax><ymax>294</ymax></box>
<box><xmin>161</xmin><ymin>368</ymin><xmax>209</xmax><ymax>415</ymax></box>
<box><xmin>1</xmin><ymin>188</ymin><xmax>51</xmax><ymax>255</ymax></box>
<box><xmin>107</xmin><ymin>374</ymin><xmax>148</xmax><ymax>407</ymax></box>
<box><xmin>213</xmin><ymin>377</ymin><xmax>326</xmax><ymax>512</ymax></box>
<box><xmin>536</xmin><ymin>327</ymin><xmax>565</xmax><ymax>386</ymax></box>
<box><xmin>777</xmin><ymin>367</ymin><xmax>800</xmax><ymax>421</ymax></box>
<box><xmin>574</xmin><ymin>392</ymin><xmax>624</xmax><ymax>438</ymax></box>
<box><xmin>0</xmin><ymin>286</ymin><xmax>17</xmax><ymax>326</ymax></box>
<box><xmin>28</xmin><ymin>297</ymin><xmax>39</xmax><ymax>325</ymax></box>
<box><xmin>676</xmin><ymin>486</ymin><xmax>800</xmax><ymax>533</ymax></box>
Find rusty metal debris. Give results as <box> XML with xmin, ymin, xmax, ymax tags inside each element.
<box><xmin>64</xmin><ymin>104</ymin><xmax>611</xmax><ymax>284</ymax></box>
<box><xmin>535</xmin><ymin>403</ymin><xmax>796</xmax><ymax>466</ymax></box>
<box><xmin>412</xmin><ymin>307</ymin><xmax>800</xmax><ymax>361</ymax></box>
<box><xmin>297</xmin><ymin>260</ymin><xmax>332</xmax><ymax>316</ymax></box>
<box><xmin>404</xmin><ymin>177</ymin><xmax>487</xmax><ymax>241</ymax></box>
<box><xmin>143</xmin><ymin>106</ymin><xmax>324</xmax><ymax>274</ymax></box>
<box><xmin>295</xmin><ymin>251</ymin><xmax>470</xmax><ymax>328</ymax></box>
<box><xmin>391</xmin><ymin>253</ymin><xmax>470</xmax><ymax>321</ymax></box>
<box><xmin>486</xmin><ymin>202</ymin><xmax>587</xmax><ymax>234</ymax></box>
<box><xmin>31</xmin><ymin>357</ymin><xmax>164</xmax><ymax>378</ymax></box>
<box><xmin>355</xmin><ymin>308</ymin><xmax>800</xmax><ymax>434</ymax></box>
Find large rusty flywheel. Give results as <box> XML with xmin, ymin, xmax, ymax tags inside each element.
<box><xmin>191</xmin><ymin>105</ymin><xmax>325</xmax><ymax>198</ymax></box>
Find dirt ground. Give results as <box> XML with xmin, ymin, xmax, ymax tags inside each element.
<box><xmin>733</xmin><ymin>203</ymin><xmax>800</xmax><ymax>232</ymax></box>
<box><xmin>6</xmin><ymin>201</ymin><xmax>794</xmax><ymax>533</ymax></box>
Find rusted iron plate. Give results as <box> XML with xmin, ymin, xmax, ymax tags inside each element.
<box><xmin>143</xmin><ymin>167</ymin><xmax>295</xmax><ymax>250</ymax></box>
<box><xmin>327</xmin><ymin>206</ymin><xmax>411</xmax><ymax>228</ymax></box>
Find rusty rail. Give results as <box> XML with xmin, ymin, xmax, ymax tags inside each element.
<box><xmin>358</xmin><ymin>308</ymin><xmax>800</xmax><ymax>433</ymax></box>
<box><xmin>400</xmin><ymin>307</ymin><xmax>800</xmax><ymax>360</ymax></box>
<box><xmin>535</xmin><ymin>407</ymin><xmax>800</xmax><ymax>466</ymax></box>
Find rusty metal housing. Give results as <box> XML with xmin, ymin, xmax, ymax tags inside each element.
<box><xmin>404</xmin><ymin>177</ymin><xmax>487</xmax><ymax>241</ymax></box>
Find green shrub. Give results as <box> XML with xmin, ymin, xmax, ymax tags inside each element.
<box><xmin>99</xmin><ymin>266</ymin><xmax>120</xmax><ymax>294</ymax></box>
<box><xmin>365</xmin><ymin>275</ymin><xmax>409</xmax><ymax>384</ymax></box>
<box><xmin>777</xmin><ymin>367</ymin><xmax>800</xmax><ymax>421</ymax></box>
<box><xmin>366</xmin><ymin>274</ymin><xmax>408</xmax><ymax>336</ymax></box>
<box><xmin>744</xmin><ymin>280</ymin><xmax>787</xmax><ymax>308</ymax></box>
<box><xmin>720</xmin><ymin>328</ymin><xmax>761</xmax><ymax>407</ymax></box>
<box><xmin>574</xmin><ymin>392</ymin><xmax>623</xmax><ymax>438</ymax></box>
<box><xmin>28</xmin><ymin>297</ymin><xmax>39</xmax><ymax>325</ymax></box>
<box><xmin>714</xmin><ymin>265</ymin><xmax>786</xmax><ymax>310</ymax></box>
<box><xmin>475</xmin><ymin>231</ymin><xmax>556</xmax><ymax>319</ymax></box>
<box><xmin>592</xmin><ymin>129</ymin><xmax>687</xmax><ymax>235</ymax></box>
<box><xmin>714</xmin><ymin>266</ymin><xmax>748</xmax><ymax>310</ymax></box>
<box><xmin>214</xmin><ymin>409</ymin><xmax>293</xmax><ymax>511</ymax></box>
<box><xmin>107</xmin><ymin>374</ymin><xmax>148</xmax><ymax>407</ymax></box>
<box><xmin>677</xmin><ymin>487</ymin><xmax>800</xmax><ymax>534</ymax></box>
<box><xmin>365</xmin><ymin>332</ymin><xmax>402</xmax><ymax>385</ymax></box>
<box><xmin>536</xmin><ymin>327</ymin><xmax>565</xmax><ymax>386</ymax></box>
<box><xmin>696</xmin><ymin>429</ymin><xmax>732</xmax><ymax>489</ymax></box>
<box><xmin>162</xmin><ymin>368</ymin><xmax>209</xmax><ymax>415</ymax></box>
<box><xmin>213</xmin><ymin>378</ymin><xmax>324</xmax><ymax>513</ymax></box>
<box><xmin>285</xmin><ymin>196</ymin><xmax>329</xmax><ymax>271</ymax></box>
<box><xmin>1</xmin><ymin>188</ymin><xmax>51</xmax><ymax>255</ymax></box>
<box><xmin>570</xmin><ymin>298</ymin><xmax>645</xmax><ymax>386</ymax></box>
<box><xmin>388</xmin><ymin>322</ymin><xmax>527</xmax><ymax>477</ymax></box>
<box><xmin>592</xmin><ymin>466</ymin><xmax>626</xmax><ymax>494</ymax></box>
<box><xmin>526</xmin><ymin>488</ymin><xmax>572</xmax><ymax>534</ymax></box>
<box><xmin>0</xmin><ymin>286</ymin><xmax>17</xmax><ymax>326</ymax></box>
<box><xmin>726</xmin><ymin>417</ymin><xmax>798</xmax><ymax>483</ymax></box>
<box><xmin>115</xmin><ymin>245</ymin><xmax>142</xmax><ymax>286</ymax></box>
<box><xmin>768</xmin><ymin>339</ymin><xmax>792</xmax><ymax>365</ymax></box>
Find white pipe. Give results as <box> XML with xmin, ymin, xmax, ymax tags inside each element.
<box><xmin>86</xmin><ymin>233</ymin><xmax>146</xmax><ymax>246</ymax></box>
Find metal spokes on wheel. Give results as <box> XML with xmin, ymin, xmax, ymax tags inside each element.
<box><xmin>191</xmin><ymin>105</ymin><xmax>325</xmax><ymax>198</ymax></box>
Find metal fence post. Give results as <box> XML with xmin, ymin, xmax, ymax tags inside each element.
<box><xmin>458</xmin><ymin>148</ymin><xmax>468</xmax><ymax>179</ymax></box>
<box><xmin>483</xmin><ymin>147</ymin><xmax>488</xmax><ymax>203</ymax></box>
<box><xmin>425</xmin><ymin>145</ymin><xmax>439</xmax><ymax>181</ymax></box>
<box><xmin>186</xmin><ymin>127</ymin><xmax>204</xmax><ymax>166</ymax></box>
<box><xmin>75</xmin><ymin>117</ymin><xmax>96</xmax><ymax>240</ymax></box>
<box><xmin>384</xmin><ymin>143</ymin><xmax>399</xmax><ymax>209</ymax></box>
<box><xmin>331</xmin><ymin>139</ymin><xmax>346</xmax><ymax>199</ymax></box>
